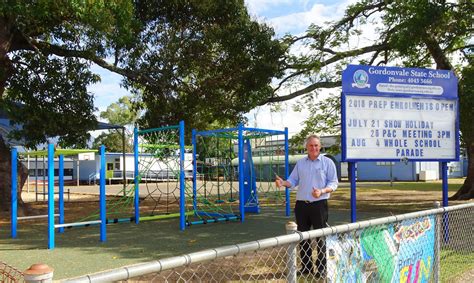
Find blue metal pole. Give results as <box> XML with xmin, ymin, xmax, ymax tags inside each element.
<box><xmin>441</xmin><ymin>161</ymin><xmax>450</xmax><ymax>243</ymax></box>
<box><xmin>59</xmin><ymin>155</ymin><xmax>65</xmax><ymax>233</ymax></box>
<box><xmin>284</xmin><ymin>127</ymin><xmax>290</xmax><ymax>217</ymax></box>
<box><xmin>11</xmin><ymin>148</ymin><xmax>17</xmax><ymax>238</ymax></box>
<box><xmin>238</xmin><ymin>124</ymin><xmax>245</xmax><ymax>222</ymax></box>
<box><xmin>192</xmin><ymin>129</ymin><xmax>197</xmax><ymax>218</ymax></box>
<box><xmin>47</xmin><ymin>144</ymin><xmax>55</xmax><ymax>249</ymax></box>
<box><xmin>350</xmin><ymin>162</ymin><xmax>357</xmax><ymax>223</ymax></box>
<box><xmin>441</xmin><ymin>162</ymin><xmax>448</xmax><ymax>207</ymax></box>
<box><xmin>179</xmin><ymin>121</ymin><xmax>186</xmax><ymax>231</ymax></box>
<box><xmin>134</xmin><ymin>127</ymin><xmax>139</xmax><ymax>224</ymax></box>
<box><xmin>99</xmin><ymin>145</ymin><xmax>107</xmax><ymax>242</ymax></box>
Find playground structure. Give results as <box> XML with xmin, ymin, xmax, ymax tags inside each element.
<box><xmin>187</xmin><ymin>124</ymin><xmax>289</xmax><ymax>227</ymax></box>
<box><xmin>8</xmin><ymin>122</ymin><xmax>291</xmax><ymax>248</ymax></box>
<box><xmin>77</xmin><ymin>122</ymin><xmax>188</xmax><ymax>228</ymax></box>
<box><xmin>11</xmin><ymin>145</ymin><xmax>107</xmax><ymax>249</ymax></box>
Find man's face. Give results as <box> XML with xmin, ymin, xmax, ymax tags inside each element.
<box><xmin>306</xmin><ymin>137</ymin><xmax>321</xmax><ymax>159</ymax></box>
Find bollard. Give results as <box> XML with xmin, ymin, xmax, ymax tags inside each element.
<box><xmin>24</xmin><ymin>263</ymin><xmax>54</xmax><ymax>283</ymax></box>
<box><xmin>286</xmin><ymin>221</ymin><xmax>298</xmax><ymax>283</ymax></box>
<box><xmin>433</xmin><ymin>201</ymin><xmax>441</xmax><ymax>283</ymax></box>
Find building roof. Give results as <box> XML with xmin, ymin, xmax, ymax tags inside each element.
<box><xmin>0</xmin><ymin>103</ymin><xmax>123</xmax><ymax>146</ymax></box>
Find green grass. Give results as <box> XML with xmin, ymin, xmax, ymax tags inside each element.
<box><xmin>440</xmin><ymin>249</ymin><xmax>474</xmax><ymax>282</ymax></box>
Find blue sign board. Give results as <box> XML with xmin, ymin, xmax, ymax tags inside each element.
<box><xmin>341</xmin><ymin>65</ymin><xmax>459</xmax><ymax>162</ymax></box>
<box><xmin>342</xmin><ymin>65</ymin><xmax>457</xmax><ymax>98</ymax></box>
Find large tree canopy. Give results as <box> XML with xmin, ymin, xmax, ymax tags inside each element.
<box><xmin>123</xmin><ymin>1</ymin><xmax>284</xmax><ymax>132</ymax></box>
<box><xmin>0</xmin><ymin>0</ymin><xmax>284</xmax><ymax>211</ymax></box>
<box><xmin>1</xmin><ymin>0</ymin><xmax>136</xmax><ymax>147</ymax></box>
<box><xmin>265</xmin><ymin>0</ymin><xmax>472</xmax><ymax>106</ymax></box>
<box><xmin>266</xmin><ymin>0</ymin><xmax>472</xmax><ymax>199</ymax></box>
<box><xmin>1</xmin><ymin>0</ymin><xmax>283</xmax><ymax>145</ymax></box>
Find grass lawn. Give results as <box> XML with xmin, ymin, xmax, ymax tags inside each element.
<box><xmin>0</xmin><ymin>178</ymin><xmax>471</xmax><ymax>280</ymax></box>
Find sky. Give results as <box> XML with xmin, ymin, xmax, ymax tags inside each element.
<box><xmin>89</xmin><ymin>0</ymin><xmax>352</xmax><ymax>137</ymax></box>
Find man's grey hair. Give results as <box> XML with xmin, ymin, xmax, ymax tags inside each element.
<box><xmin>304</xmin><ymin>134</ymin><xmax>321</xmax><ymax>147</ymax></box>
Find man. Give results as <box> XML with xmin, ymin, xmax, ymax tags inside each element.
<box><xmin>275</xmin><ymin>135</ymin><xmax>338</xmax><ymax>277</ymax></box>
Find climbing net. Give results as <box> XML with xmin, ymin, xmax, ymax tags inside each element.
<box><xmin>82</xmin><ymin>124</ymin><xmax>185</xmax><ymax>223</ymax></box>
<box><xmin>187</xmin><ymin>126</ymin><xmax>288</xmax><ymax>226</ymax></box>
<box><xmin>249</xmin><ymin>135</ymin><xmax>288</xmax><ymax>206</ymax></box>
<box><xmin>135</xmin><ymin>125</ymin><xmax>183</xmax><ymax>219</ymax></box>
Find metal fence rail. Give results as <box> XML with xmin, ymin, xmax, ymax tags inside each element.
<box><xmin>64</xmin><ymin>202</ymin><xmax>474</xmax><ymax>282</ymax></box>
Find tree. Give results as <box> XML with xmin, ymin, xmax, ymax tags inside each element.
<box><xmin>449</xmin><ymin>60</ymin><xmax>474</xmax><ymax>200</ymax></box>
<box><xmin>0</xmin><ymin>1</ymin><xmax>137</xmax><ymax>212</ymax></box>
<box><xmin>0</xmin><ymin>1</ymin><xmax>284</xmax><ymax>211</ymax></box>
<box><xmin>123</xmin><ymin>1</ymin><xmax>284</xmax><ymax>134</ymax></box>
<box><xmin>92</xmin><ymin>96</ymin><xmax>138</xmax><ymax>152</ymax></box>
<box><xmin>264</xmin><ymin>0</ymin><xmax>473</xmax><ymax>199</ymax></box>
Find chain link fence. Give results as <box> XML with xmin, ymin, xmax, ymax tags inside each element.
<box><xmin>0</xmin><ymin>261</ymin><xmax>24</xmax><ymax>282</ymax></box>
<box><xmin>66</xmin><ymin>202</ymin><xmax>474</xmax><ymax>282</ymax></box>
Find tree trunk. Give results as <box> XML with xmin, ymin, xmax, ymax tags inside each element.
<box><xmin>449</xmin><ymin>141</ymin><xmax>474</xmax><ymax>200</ymax></box>
<box><xmin>0</xmin><ymin>16</ymin><xmax>14</xmax><ymax>96</ymax></box>
<box><xmin>0</xmin><ymin>139</ymin><xmax>29</xmax><ymax>216</ymax></box>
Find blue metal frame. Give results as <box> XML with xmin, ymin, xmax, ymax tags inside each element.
<box><xmin>11</xmin><ymin>148</ymin><xmax>17</xmax><ymax>238</ymax></box>
<box><xmin>241</xmin><ymin>126</ymin><xmax>286</xmax><ymax>135</ymax></box>
<box><xmin>47</xmin><ymin>144</ymin><xmax>55</xmax><ymax>249</ymax></box>
<box><xmin>138</xmin><ymin>124</ymin><xmax>180</xmax><ymax>134</ymax></box>
<box><xmin>133</xmin><ymin>127</ymin><xmax>139</xmax><ymax>224</ymax></box>
<box><xmin>441</xmin><ymin>162</ymin><xmax>449</xmax><ymax>207</ymax></box>
<box><xmin>192</xmin><ymin>129</ymin><xmax>198</xmax><ymax>223</ymax></box>
<box><xmin>99</xmin><ymin>145</ymin><xmax>107</xmax><ymax>242</ymax></box>
<box><xmin>238</xmin><ymin>124</ymin><xmax>245</xmax><ymax>222</ymax></box>
<box><xmin>195</xmin><ymin>127</ymin><xmax>240</xmax><ymax>137</ymax></box>
<box><xmin>284</xmin><ymin>127</ymin><xmax>290</xmax><ymax>217</ymax></box>
<box><xmin>349</xmin><ymin>162</ymin><xmax>357</xmax><ymax>223</ymax></box>
<box><xmin>195</xmin><ymin>126</ymin><xmax>286</xmax><ymax>137</ymax></box>
<box><xmin>191</xmin><ymin>124</ymin><xmax>290</xmax><ymax>225</ymax></box>
<box><xmin>179</xmin><ymin>121</ymin><xmax>186</xmax><ymax>231</ymax></box>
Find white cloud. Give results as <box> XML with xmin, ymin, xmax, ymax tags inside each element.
<box><xmin>245</xmin><ymin>0</ymin><xmax>295</xmax><ymax>16</ymax></box>
<box><xmin>262</xmin><ymin>1</ymin><xmax>351</xmax><ymax>36</ymax></box>
<box><xmin>244</xmin><ymin>1</ymin><xmax>353</xmax><ymax>136</ymax></box>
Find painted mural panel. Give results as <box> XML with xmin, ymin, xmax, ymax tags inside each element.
<box><xmin>327</xmin><ymin>216</ymin><xmax>435</xmax><ymax>283</ymax></box>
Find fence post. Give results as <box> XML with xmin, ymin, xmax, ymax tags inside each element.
<box><xmin>24</xmin><ymin>263</ymin><xmax>54</xmax><ymax>283</ymax></box>
<box><xmin>433</xmin><ymin>201</ymin><xmax>441</xmax><ymax>283</ymax></box>
<box><xmin>286</xmin><ymin>221</ymin><xmax>298</xmax><ymax>283</ymax></box>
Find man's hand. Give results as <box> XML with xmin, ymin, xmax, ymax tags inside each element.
<box><xmin>312</xmin><ymin>188</ymin><xmax>322</xmax><ymax>198</ymax></box>
<box><xmin>275</xmin><ymin>175</ymin><xmax>284</xmax><ymax>188</ymax></box>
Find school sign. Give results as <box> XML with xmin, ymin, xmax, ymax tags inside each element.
<box><xmin>341</xmin><ymin>64</ymin><xmax>459</xmax><ymax>162</ymax></box>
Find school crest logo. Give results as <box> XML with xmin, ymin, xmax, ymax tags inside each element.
<box><xmin>352</xmin><ymin>70</ymin><xmax>370</xmax><ymax>88</ymax></box>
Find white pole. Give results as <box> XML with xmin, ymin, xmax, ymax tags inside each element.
<box><xmin>77</xmin><ymin>158</ymin><xmax>80</xmax><ymax>187</ymax></box>
<box><xmin>286</xmin><ymin>221</ymin><xmax>298</xmax><ymax>283</ymax></box>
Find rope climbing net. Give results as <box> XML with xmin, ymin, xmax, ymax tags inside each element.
<box><xmin>187</xmin><ymin>126</ymin><xmax>288</xmax><ymax>226</ymax></box>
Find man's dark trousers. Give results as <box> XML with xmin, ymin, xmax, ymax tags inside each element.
<box><xmin>294</xmin><ymin>199</ymin><xmax>328</xmax><ymax>276</ymax></box>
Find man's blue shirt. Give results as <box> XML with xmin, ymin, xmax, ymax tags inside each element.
<box><xmin>287</xmin><ymin>154</ymin><xmax>338</xmax><ymax>202</ymax></box>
